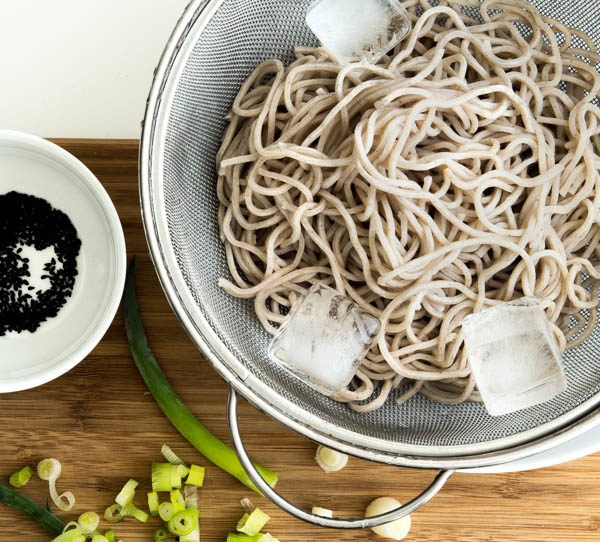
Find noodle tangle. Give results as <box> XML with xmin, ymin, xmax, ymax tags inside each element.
<box><xmin>217</xmin><ymin>0</ymin><xmax>600</xmax><ymax>410</ymax></box>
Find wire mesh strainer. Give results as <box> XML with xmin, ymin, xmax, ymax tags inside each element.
<box><xmin>140</xmin><ymin>0</ymin><xmax>600</xmax><ymax>528</ymax></box>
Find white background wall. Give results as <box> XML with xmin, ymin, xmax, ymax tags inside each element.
<box><xmin>0</xmin><ymin>1</ymin><xmax>189</xmax><ymax>138</ymax></box>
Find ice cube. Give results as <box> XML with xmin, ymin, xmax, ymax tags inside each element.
<box><xmin>462</xmin><ymin>298</ymin><xmax>566</xmax><ymax>417</ymax></box>
<box><xmin>306</xmin><ymin>0</ymin><xmax>412</xmax><ymax>65</ymax></box>
<box><xmin>269</xmin><ymin>284</ymin><xmax>380</xmax><ymax>396</ymax></box>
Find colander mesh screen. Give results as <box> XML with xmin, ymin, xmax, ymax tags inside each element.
<box><xmin>160</xmin><ymin>0</ymin><xmax>600</xmax><ymax>448</ymax></box>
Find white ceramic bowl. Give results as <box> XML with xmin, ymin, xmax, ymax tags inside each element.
<box><xmin>0</xmin><ymin>130</ymin><xmax>126</xmax><ymax>392</ymax></box>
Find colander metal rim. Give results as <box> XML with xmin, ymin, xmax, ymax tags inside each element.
<box><xmin>139</xmin><ymin>0</ymin><xmax>600</xmax><ymax>469</ymax></box>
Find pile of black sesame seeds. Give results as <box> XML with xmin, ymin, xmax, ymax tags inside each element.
<box><xmin>0</xmin><ymin>191</ymin><xmax>81</xmax><ymax>336</ymax></box>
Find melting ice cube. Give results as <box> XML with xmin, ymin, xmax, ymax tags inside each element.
<box><xmin>306</xmin><ymin>0</ymin><xmax>412</xmax><ymax>65</ymax></box>
<box><xmin>269</xmin><ymin>284</ymin><xmax>380</xmax><ymax>396</ymax></box>
<box><xmin>462</xmin><ymin>298</ymin><xmax>566</xmax><ymax>417</ymax></box>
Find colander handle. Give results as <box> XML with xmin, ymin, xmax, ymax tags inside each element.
<box><xmin>227</xmin><ymin>386</ymin><xmax>454</xmax><ymax>529</ymax></box>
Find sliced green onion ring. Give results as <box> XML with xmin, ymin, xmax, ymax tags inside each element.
<box><xmin>37</xmin><ymin>459</ymin><xmax>75</xmax><ymax>512</ymax></box>
<box><xmin>37</xmin><ymin>458</ymin><xmax>61</xmax><ymax>481</ymax></box>
<box><xmin>9</xmin><ymin>466</ymin><xmax>33</xmax><ymax>488</ymax></box>
<box><xmin>104</xmin><ymin>503</ymin><xmax>123</xmax><ymax>524</ymax></box>
<box><xmin>159</xmin><ymin>501</ymin><xmax>175</xmax><ymax>522</ymax></box>
<box><xmin>78</xmin><ymin>511</ymin><xmax>100</xmax><ymax>533</ymax></box>
<box><xmin>167</xmin><ymin>508</ymin><xmax>199</xmax><ymax>536</ymax></box>
<box><xmin>153</xmin><ymin>527</ymin><xmax>169</xmax><ymax>541</ymax></box>
<box><xmin>91</xmin><ymin>535</ymin><xmax>109</xmax><ymax>542</ymax></box>
<box><xmin>315</xmin><ymin>445</ymin><xmax>348</xmax><ymax>472</ymax></box>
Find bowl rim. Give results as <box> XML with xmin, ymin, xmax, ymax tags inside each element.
<box><xmin>0</xmin><ymin>129</ymin><xmax>127</xmax><ymax>393</ymax></box>
<box><xmin>139</xmin><ymin>0</ymin><xmax>600</xmax><ymax>469</ymax></box>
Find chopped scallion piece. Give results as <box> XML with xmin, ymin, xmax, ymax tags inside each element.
<box><xmin>61</xmin><ymin>521</ymin><xmax>82</xmax><ymax>536</ymax></box>
<box><xmin>104</xmin><ymin>530</ymin><xmax>117</xmax><ymax>542</ymax></box>
<box><xmin>147</xmin><ymin>491</ymin><xmax>160</xmax><ymax>516</ymax></box>
<box><xmin>124</xmin><ymin>260</ymin><xmax>278</xmax><ymax>494</ymax></box>
<box><xmin>170</xmin><ymin>466</ymin><xmax>183</xmax><ymax>489</ymax></box>
<box><xmin>9</xmin><ymin>466</ymin><xmax>33</xmax><ymax>488</ymax></box>
<box><xmin>78</xmin><ymin>511</ymin><xmax>100</xmax><ymax>533</ymax></box>
<box><xmin>121</xmin><ymin>502</ymin><xmax>149</xmax><ymax>523</ymax></box>
<box><xmin>183</xmin><ymin>484</ymin><xmax>198</xmax><ymax>509</ymax></box>
<box><xmin>159</xmin><ymin>501</ymin><xmax>175</xmax><ymax>522</ymax></box>
<box><xmin>237</xmin><ymin>508</ymin><xmax>270</xmax><ymax>536</ymax></box>
<box><xmin>170</xmin><ymin>488</ymin><xmax>186</xmax><ymax>512</ymax></box>
<box><xmin>238</xmin><ymin>513</ymin><xmax>249</xmax><ymax>529</ymax></box>
<box><xmin>240</xmin><ymin>498</ymin><xmax>254</xmax><ymax>514</ymax></box>
<box><xmin>366</xmin><ymin>497</ymin><xmax>411</xmax><ymax>540</ymax></box>
<box><xmin>315</xmin><ymin>446</ymin><xmax>348</xmax><ymax>473</ymax></box>
<box><xmin>115</xmin><ymin>479</ymin><xmax>139</xmax><ymax>507</ymax></box>
<box><xmin>161</xmin><ymin>444</ymin><xmax>185</xmax><ymax>466</ymax></box>
<box><xmin>179</xmin><ymin>525</ymin><xmax>200</xmax><ymax>542</ymax></box>
<box><xmin>153</xmin><ymin>527</ymin><xmax>169</xmax><ymax>542</ymax></box>
<box><xmin>37</xmin><ymin>458</ymin><xmax>75</xmax><ymax>512</ymax></box>
<box><xmin>152</xmin><ymin>463</ymin><xmax>177</xmax><ymax>492</ymax></box>
<box><xmin>177</xmin><ymin>464</ymin><xmax>191</xmax><ymax>478</ymax></box>
<box><xmin>91</xmin><ymin>535</ymin><xmax>109</xmax><ymax>542</ymax></box>
<box><xmin>311</xmin><ymin>506</ymin><xmax>333</xmax><ymax>518</ymax></box>
<box><xmin>186</xmin><ymin>465</ymin><xmax>205</xmax><ymax>487</ymax></box>
<box><xmin>104</xmin><ymin>504</ymin><xmax>123</xmax><ymax>524</ymax></box>
<box><xmin>52</xmin><ymin>524</ymin><xmax>86</xmax><ymax>542</ymax></box>
<box><xmin>167</xmin><ymin>508</ymin><xmax>199</xmax><ymax>537</ymax></box>
<box><xmin>37</xmin><ymin>458</ymin><xmax>61</xmax><ymax>481</ymax></box>
<box><xmin>226</xmin><ymin>534</ymin><xmax>278</xmax><ymax>542</ymax></box>
<box><xmin>51</xmin><ymin>532</ymin><xmax>86</xmax><ymax>542</ymax></box>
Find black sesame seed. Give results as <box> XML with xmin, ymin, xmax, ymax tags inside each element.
<box><xmin>0</xmin><ymin>191</ymin><xmax>81</xmax><ymax>336</ymax></box>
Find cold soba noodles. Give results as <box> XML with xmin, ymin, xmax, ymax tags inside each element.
<box><xmin>217</xmin><ymin>0</ymin><xmax>600</xmax><ymax>411</ymax></box>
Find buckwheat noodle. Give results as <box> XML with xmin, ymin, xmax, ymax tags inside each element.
<box><xmin>217</xmin><ymin>0</ymin><xmax>600</xmax><ymax>410</ymax></box>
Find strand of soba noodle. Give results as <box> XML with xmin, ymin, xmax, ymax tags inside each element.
<box><xmin>217</xmin><ymin>0</ymin><xmax>600</xmax><ymax>411</ymax></box>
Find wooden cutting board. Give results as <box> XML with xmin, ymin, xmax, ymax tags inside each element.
<box><xmin>1</xmin><ymin>139</ymin><xmax>599</xmax><ymax>542</ymax></box>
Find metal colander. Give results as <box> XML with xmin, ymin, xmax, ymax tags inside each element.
<box><xmin>140</xmin><ymin>0</ymin><xmax>600</xmax><ymax>528</ymax></box>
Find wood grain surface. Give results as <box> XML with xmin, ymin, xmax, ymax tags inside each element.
<box><xmin>1</xmin><ymin>139</ymin><xmax>599</xmax><ymax>542</ymax></box>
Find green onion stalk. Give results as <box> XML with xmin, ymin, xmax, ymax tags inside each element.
<box><xmin>0</xmin><ymin>481</ymin><xmax>65</xmax><ymax>536</ymax></box>
<box><xmin>123</xmin><ymin>257</ymin><xmax>278</xmax><ymax>494</ymax></box>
